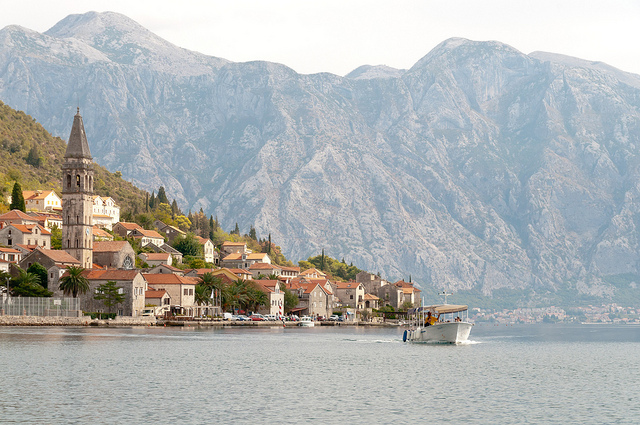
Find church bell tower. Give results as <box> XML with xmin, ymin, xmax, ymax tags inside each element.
<box><xmin>62</xmin><ymin>108</ymin><xmax>94</xmax><ymax>268</ymax></box>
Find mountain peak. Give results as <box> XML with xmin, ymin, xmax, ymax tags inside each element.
<box><xmin>44</xmin><ymin>11</ymin><xmax>228</xmax><ymax>73</ymax></box>
<box><xmin>410</xmin><ymin>37</ymin><xmax>525</xmax><ymax>72</ymax></box>
<box><xmin>345</xmin><ymin>64</ymin><xmax>405</xmax><ymax>80</ymax></box>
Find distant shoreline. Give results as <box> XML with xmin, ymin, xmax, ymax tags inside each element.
<box><xmin>0</xmin><ymin>315</ymin><xmax>398</xmax><ymax>327</ymax></box>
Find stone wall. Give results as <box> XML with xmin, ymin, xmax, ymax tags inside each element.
<box><xmin>0</xmin><ymin>315</ymin><xmax>91</xmax><ymax>326</ymax></box>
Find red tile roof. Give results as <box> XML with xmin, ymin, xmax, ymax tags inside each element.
<box><xmin>116</xmin><ymin>222</ymin><xmax>143</xmax><ymax>230</ymax></box>
<box><xmin>145</xmin><ymin>289</ymin><xmax>168</xmax><ymax>299</ymax></box>
<box><xmin>0</xmin><ymin>210</ymin><xmax>37</xmax><ymax>221</ymax></box>
<box><xmin>93</xmin><ymin>241</ymin><xmax>130</xmax><ymax>252</ymax></box>
<box><xmin>142</xmin><ymin>253</ymin><xmax>171</xmax><ymax>261</ymax></box>
<box><xmin>143</xmin><ymin>274</ymin><xmax>198</xmax><ymax>285</ymax></box>
<box><xmin>82</xmin><ymin>269</ymin><xmax>140</xmax><ymax>280</ymax></box>
<box><xmin>33</xmin><ymin>248</ymin><xmax>81</xmax><ymax>265</ymax></box>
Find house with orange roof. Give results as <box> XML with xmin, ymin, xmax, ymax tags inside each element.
<box><xmin>0</xmin><ymin>246</ymin><xmax>22</xmax><ymax>263</ymax></box>
<box><xmin>0</xmin><ymin>222</ymin><xmax>51</xmax><ymax>249</ymax></box>
<box><xmin>27</xmin><ymin>211</ymin><xmax>63</xmax><ymax>230</ymax></box>
<box><xmin>221</xmin><ymin>251</ymin><xmax>270</xmax><ymax>269</ymax></box>
<box><xmin>249</xmin><ymin>262</ymin><xmax>282</xmax><ymax>279</ymax></box>
<box><xmin>279</xmin><ymin>265</ymin><xmax>300</xmax><ymax>281</ymax></box>
<box><xmin>184</xmin><ymin>267</ymin><xmax>239</xmax><ymax>285</ymax></box>
<box><xmin>363</xmin><ymin>293</ymin><xmax>380</xmax><ymax>309</ymax></box>
<box><xmin>145</xmin><ymin>263</ymin><xmax>185</xmax><ymax>276</ymax></box>
<box><xmin>22</xmin><ymin>190</ymin><xmax>62</xmax><ymax>212</ymax></box>
<box><xmin>93</xmin><ymin>241</ymin><xmax>136</xmax><ymax>270</ymax></box>
<box><xmin>285</xmin><ymin>279</ymin><xmax>334</xmax><ymax>318</ymax></box>
<box><xmin>145</xmin><ymin>288</ymin><xmax>171</xmax><ymax>314</ymax></box>
<box><xmin>70</xmin><ymin>269</ymin><xmax>146</xmax><ymax>317</ymax></box>
<box><xmin>0</xmin><ymin>209</ymin><xmax>41</xmax><ymax>226</ymax></box>
<box><xmin>139</xmin><ymin>252</ymin><xmax>173</xmax><ymax>267</ymax></box>
<box><xmin>142</xmin><ymin>273</ymin><xmax>199</xmax><ymax>316</ymax></box>
<box><xmin>221</xmin><ymin>241</ymin><xmax>248</xmax><ymax>256</ymax></box>
<box><xmin>112</xmin><ymin>222</ymin><xmax>143</xmax><ymax>238</ymax></box>
<box><xmin>19</xmin><ymin>247</ymin><xmax>82</xmax><ymax>291</ymax></box>
<box><xmin>299</xmin><ymin>268</ymin><xmax>326</xmax><ymax>279</ymax></box>
<box><xmin>331</xmin><ymin>281</ymin><xmax>365</xmax><ymax>310</ymax></box>
<box><xmin>379</xmin><ymin>280</ymin><xmax>421</xmax><ymax>309</ymax></box>
<box><xmin>226</xmin><ymin>268</ymin><xmax>253</xmax><ymax>281</ymax></box>
<box><xmin>92</xmin><ymin>226</ymin><xmax>113</xmax><ymax>241</ymax></box>
<box><xmin>130</xmin><ymin>228</ymin><xmax>165</xmax><ymax>247</ymax></box>
<box><xmin>253</xmin><ymin>279</ymin><xmax>285</xmax><ymax>317</ymax></box>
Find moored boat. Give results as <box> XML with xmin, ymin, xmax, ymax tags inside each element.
<box><xmin>299</xmin><ymin>316</ymin><xmax>315</xmax><ymax>327</ymax></box>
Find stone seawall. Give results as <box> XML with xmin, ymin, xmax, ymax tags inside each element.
<box><xmin>0</xmin><ymin>315</ymin><xmax>92</xmax><ymax>326</ymax></box>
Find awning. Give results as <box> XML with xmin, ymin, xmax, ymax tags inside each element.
<box><xmin>416</xmin><ymin>304</ymin><xmax>468</xmax><ymax>314</ymax></box>
<box><xmin>289</xmin><ymin>307</ymin><xmax>307</xmax><ymax>312</ymax></box>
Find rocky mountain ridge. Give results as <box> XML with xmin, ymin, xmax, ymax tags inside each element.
<box><xmin>1</xmin><ymin>12</ymin><xmax>640</xmax><ymax>304</ymax></box>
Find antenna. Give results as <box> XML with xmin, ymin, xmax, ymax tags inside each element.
<box><xmin>440</xmin><ymin>291</ymin><xmax>452</xmax><ymax>304</ymax></box>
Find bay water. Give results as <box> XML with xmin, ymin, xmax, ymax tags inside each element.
<box><xmin>1</xmin><ymin>324</ymin><xmax>639</xmax><ymax>424</ymax></box>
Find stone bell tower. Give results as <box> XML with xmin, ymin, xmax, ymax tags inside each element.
<box><xmin>62</xmin><ymin>108</ymin><xmax>94</xmax><ymax>268</ymax></box>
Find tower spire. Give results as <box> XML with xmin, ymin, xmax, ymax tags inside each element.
<box><xmin>65</xmin><ymin>108</ymin><xmax>92</xmax><ymax>160</ymax></box>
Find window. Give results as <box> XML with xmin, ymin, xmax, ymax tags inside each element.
<box><xmin>76</xmin><ymin>175</ymin><xmax>80</xmax><ymax>188</ymax></box>
<box><xmin>189</xmin><ymin>289</ymin><xmax>193</xmax><ymax>296</ymax></box>
<box><xmin>7</xmin><ymin>239</ymin><xmax>12</xmax><ymax>246</ymax></box>
<box><xmin>184</xmin><ymin>289</ymin><xmax>188</xmax><ymax>296</ymax></box>
<box><xmin>350</xmin><ymin>295</ymin><xmax>353</xmax><ymax>300</ymax></box>
<box><xmin>117</xmin><ymin>288</ymin><xmax>124</xmax><ymax>294</ymax></box>
<box><xmin>67</xmin><ymin>174</ymin><xmax>71</xmax><ymax>188</ymax></box>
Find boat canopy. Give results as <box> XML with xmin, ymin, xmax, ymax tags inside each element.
<box><xmin>415</xmin><ymin>304</ymin><xmax>468</xmax><ymax>314</ymax></box>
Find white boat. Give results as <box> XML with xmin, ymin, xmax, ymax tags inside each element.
<box><xmin>403</xmin><ymin>303</ymin><xmax>473</xmax><ymax>344</ymax></box>
<box><xmin>299</xmin><ymin>316</ymin><xmax>315</xmax><ymax>327</ymax></box>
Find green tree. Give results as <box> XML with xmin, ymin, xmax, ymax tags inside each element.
<box><xmin>173</xmin><ymin>233</ymin><xmax>203</xmax><ymax>257</ymax></box>
<box><xmin>25</xmin><ymin>144</ymin><xmax>43</xmax><ymax>167</ymax></box>
<box><xmin>50</xmin><ymin>224</ymin><xmax>62</xmax><ymax>250</ymax></box>
<box><xmin>280</xmin><ymin>282</ymin><xmax>298</xmax><ymax>313</ymax></box>
<box><xmin>10</xmin><ymin>181</ymin><xmax>25</xmax><ymax>212</ymax></box>
<box><xmin>249</xmin><ymin>225</ymin><xmax>257</xmax><ymax>240</ymax></box>
<box><xmin>246</xmin><ymin>282</ymin><xmax>268</xmax><ymax>313</ymax></box>
<box><xmin>149</xmin><ymin>191</ymin><xmax>156</xmax><ymax>209</ymax></box>
<box><xmin>194</xmin><ymin>284</ymin><xmax>212</xmax><ymax>308</ymax></box>
<box><xmin>157</xmin><ymin>186</ymin><xmax>169</xmax><ymax>205</ymax></box>
<box><xmin>59</xmin><ymin>266</ymin><xmax>90</xmax><ymax>298</ymax></box>
<box><xmin>94</xmin><ymin>280</ymin><xmax>125</xmax><ymax>316</ymax></box>
<box><xmin>10</xmin><ymin>269</ymin><xmax>52</xmax><ymax>297</ymax></box>
<box><xmin>27</xmin><ymin>262</ymin><xmax>48</xmax><ymax>289</ymax></box>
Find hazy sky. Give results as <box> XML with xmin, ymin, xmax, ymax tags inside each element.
<box><xmin>1</xmin><ymin>0</ymin><xmax>639</xmax><ymax>76</ymax></box>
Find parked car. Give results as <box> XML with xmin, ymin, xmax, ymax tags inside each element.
<box><xmin>234</xmin><ymin>315</ymin><xmax>250</xmax><ymax>321</ymax></box>
<box><xmin>250</xmin><ymin>314</ymin><xmax>266</xmax><ymax>321</ymax></box>
<box><xmin>221</xmin><ymin>312</ymin><xmax>232</xmax><ymax>321</ymax></box>
<box><xmin>263</xmin><ymin>314</ymin><xmax>277</xmax><ymax>321</ymax></box>
<box><xmin>328</xmin><ymin>315</ymin><xmax>340</xmax><ymax>321</ymax></box>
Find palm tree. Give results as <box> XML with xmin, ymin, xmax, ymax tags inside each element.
<box><xmin>199</xmin><ymin>273</ymin><xmax>227</xmax><ymax>311</ymax></box>
<box><xmin>247</xmin><ymin>281</ymin><xmax>268</xmax><ymax>313</ymax></box>
<box><xmin>8</xmin><ymin>269</ymin><xmax>52</xmax><ymax>297</ymax></box>
<box><xmin>194</xmin><ymin>284</ymin><xmax>211</xmax><ymax>307</ymax></box>
<box><xmin>228</xmin><ymin>279</ymin><xmax>250</xmax><ymax>314</ymax></box>
<box><xmin>59</xmin><ymin>266</ymin><xmax>90</xmax><ymax>298</ymax></box>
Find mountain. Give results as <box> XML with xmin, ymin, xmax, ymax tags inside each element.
<box><xmin>2</xmin><ymin>12</ymin><xmax>640</xmax><ymax>305</ymax></box>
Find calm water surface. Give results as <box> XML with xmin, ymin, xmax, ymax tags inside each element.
<box><xmin>1</xmin><ymin>324</ymin><xmax>639</xmax><ymax>424</ymax></box>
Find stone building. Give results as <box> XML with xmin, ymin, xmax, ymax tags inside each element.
<box><xmin>0</xmin><ymin>223</ymin><xmax>51</xmax><ymax>249</ymax></box>
<box><xmin>142</xmin><ymin>273</ymin><xmax>198</xmax><ymax>316</ymax></box>
<box><xmin>92</xmin><ymin>241</ymin><xmax>136</xmax><ymax>270</ymax></box>
<box><xmin>61</xmin><ymin>108</ymin><xmax>94</xmax><ymax>268</ymax></box>
<box><xmin>79</xmin><ymin>269</ymin><xmax>147</xmax><ymax>317</ymax></box>
<box><xmin>19</xmin><ymin>247</ymin><xmax>81</xmax><ymax>290</ymax></box>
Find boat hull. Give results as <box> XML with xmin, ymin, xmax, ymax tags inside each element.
<box><xmin>405</xmin><ymin>322</ymin><xmax>472</xmax><ymax>344</ymax></box>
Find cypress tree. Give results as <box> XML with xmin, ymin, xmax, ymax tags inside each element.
<box><xmin>149</xmin><ymin>191</ymin><xmax>156</xmax><ymax>209</ymax></box>
<box><xmin>249</xmin><ymin>225</ymin><xmax>257</xmax><ymax>240</ymax></box>
<box><xmin>233</xmin><ymin>222</ymin><xmax>240</xmax><ymax>235</ymax></box>
<box><xmin>157</xmin><ymin>186</ymin><xmax>169</xmax><ymax>204</ymax></box>
<box><xmin>321</xmin><ymin>248</ymin><xmax>325</xmax><ymax>271</ymax></box>
<box><xmin>268</xmin><ymin>233</ymin><xmax>271</xmax><ymax>255</ymax></box>
<box><xmin>171</xmin><ymin>199</ymin><xmax>180</xmax><ymax>216</ymax></box>
<box><xmin>10</xmin><ymin>182</ymin><xmax>25</xmax><ymax>212</ymax></box>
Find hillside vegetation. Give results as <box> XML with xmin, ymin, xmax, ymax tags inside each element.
<box><xmin>0</xmin><ymin>101</ymin><xmax>147</xmax><ymax>214</ymax></box>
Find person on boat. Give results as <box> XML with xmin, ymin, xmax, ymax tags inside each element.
<box><xmin>425</xmin><ymin>311</ymin><xmax>438</xmax><ymax>326</ymax></box>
